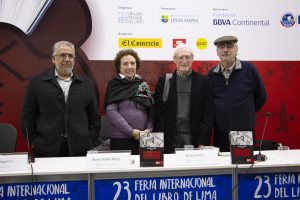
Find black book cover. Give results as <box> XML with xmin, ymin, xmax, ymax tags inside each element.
<box><xmin>229</xmin><ymin>131</ymin><xmax>254</xmax><ymax>164</ymax></box>
<box><xmin>139</xmin><ymin>132</ymin><xmax>164</xmax><ymax>167</ymax></box>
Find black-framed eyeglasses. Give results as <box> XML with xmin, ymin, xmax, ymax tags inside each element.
<box><xmin>54</xmin><ymin>53</ymin><xmax>75</xmax><ymax>60</ymax></box>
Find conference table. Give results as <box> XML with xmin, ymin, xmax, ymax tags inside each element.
<box><xmin>0</xmin><ymin>150</ymin><xmax>300</xmax><ymax>200</ymax></box>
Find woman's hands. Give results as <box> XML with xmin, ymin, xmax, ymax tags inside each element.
<box><xmin>132</xmin><ymin>129</ymin><xmax>150</xmax><ymax>140</ymax></box>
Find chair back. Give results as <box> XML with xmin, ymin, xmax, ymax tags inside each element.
<box><xmin>98</xmin><ymin>116</ymin><xmax>111</xmax><ymax>141</ymax></box>
<box><xmin>0</xmin><ymin>123</ymin><xmax>17</xmax><ymax>153</ymax></box>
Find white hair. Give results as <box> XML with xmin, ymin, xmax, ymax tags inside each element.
<box><xmin>52</xmin><ymin>41</ymin><xmax>75</xmax><ymax>56</ymax></box>
<box><xmin>173</xmin><ymin>43</ymin><xmax>194</xmax><ymax>59</ymax></box>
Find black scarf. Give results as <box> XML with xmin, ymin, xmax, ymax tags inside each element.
<box><xmin>104</xmin><ymin>76</ymin><xmax>154</xmax><ymax>110</ymax></box>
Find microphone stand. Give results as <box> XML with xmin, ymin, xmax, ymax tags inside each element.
<box><xmin>254</xmin><ymin>113</ymin><xmax>270</xmax><ymax>162</ymax></box>
<box><xmin>25</xmin><ymin>127</ymin><xmax>35</xmax><ymax>163</ymax></box>
<box><xmin>25</xmin><ymin>126</ymin><xmax>36</xmax><ymax>200</ymax></box>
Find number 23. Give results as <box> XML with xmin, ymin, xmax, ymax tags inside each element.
<box><xmin>254</xmin><ymin>175</ymin><xmax>271</xmax><ymax>198</ymax></box>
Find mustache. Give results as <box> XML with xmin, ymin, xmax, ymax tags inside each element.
<box><xmin>221</xmin><ymin>53</ymin><xmax>230</xmax><ymax>56</ymax></box>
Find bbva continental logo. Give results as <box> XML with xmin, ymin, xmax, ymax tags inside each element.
<box><xmin>119</xmin><ymin>38</ymin><xmax>162</xmax><ymax>48</ymax></box>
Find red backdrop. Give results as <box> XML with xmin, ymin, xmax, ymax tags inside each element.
<box><xmin>0</xmin><ymin>0</ymin><xmax>299</xmax><ymax>151</ymax></box>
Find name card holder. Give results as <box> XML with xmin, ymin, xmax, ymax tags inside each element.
<box><xmin>175</xmin><ymin>146</ymin><xmax>219</xmax><ymax>166</ymax></box>
<box><xmin>0</xmin><ymin>152</ymin><xmax>29</xmax><ymax>172</ymax></box>
<box><xmin>86</xmin><ymin>150</ymin><xmax>131</xmax><ymax>169</ymax></box>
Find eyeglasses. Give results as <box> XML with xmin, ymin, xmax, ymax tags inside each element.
<box><xmin>175</xmin><ymin>56</ymin><xmax>193</xmax><ymax>62</ymax></box>
<box><xmin>217</xmin><ymin>44</ymin><xmax>235</xmax><ymax>50</ymax></box>
<box><xmin>54</xmin><ymin>53</ymin><xmax>75</xmax><ymax>60</ymax></box>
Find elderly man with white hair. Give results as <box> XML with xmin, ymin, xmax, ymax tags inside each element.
<box><xmin>153</xmin><ymin>43</ymin><xmax>213</xmax><ymax>153</ymax></box>
<box><xmin>208</xmin><ymin>35</ymin><xmax>267</xmax><ymax>152</ymax></box>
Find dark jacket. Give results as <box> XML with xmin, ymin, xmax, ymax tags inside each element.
<box><xmin>22</xmin><ymin>68</ymin><xmax>101</xmax><ymax>157</ymax></box>
<box><xmin>153</xmin><ymin>70</ymin><xmax>213</xmax><ymax>153</ymax></box>
<box><xmin>208</xmin><ymin>60</ymin><xmax>267</xmax><ymax>151</ymax></box>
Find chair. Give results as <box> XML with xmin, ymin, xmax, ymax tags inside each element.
<box><xmin>0</xmin><ymin>123</ymin><xmax>17</xmax><ymax>153</ymax></box>
<box><xmin>98</xmin><ymin>116</ymin><xmax>111</xmax><ymax>141</ymax></box>
<box><xmin>93</xmin><ymin>116</ymin><xmax>111</xmax><ymax>151</ymax></box>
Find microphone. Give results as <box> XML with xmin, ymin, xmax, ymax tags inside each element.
<box><xmin>25</xmin><ymin>126</ymin><xmax>35</xmax><ymax>163</ymax></box>
<box><xmin>254</xmin><ymin>112</ymin><xmax>271</xmax><ymax>162</ymax></box>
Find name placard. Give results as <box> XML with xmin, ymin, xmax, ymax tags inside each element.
<box><xmin>86</xmin><ymin>151</ymin><xmax>131</xmax><ymax>169</ymax></box>
<box><xmin>0</xmin><ymin>153</ymin><xmax>28</xmax><ymax>172</ymax></box>
<box><xmin>175</xmin><ymin>147</ymin><xmax>219</xmax><ymax>166</ymax></box>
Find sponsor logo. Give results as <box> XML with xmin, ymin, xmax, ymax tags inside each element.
<box><xmin>196</xmin><ymin>38</ymin><xmax>208</xmax><ymax>50</ymax></box>
<box><xmin>161</xmin><ymin>15</ymin><xmax>169</xmax><ymax>23</ymax></box>
<box><xmin>280</xmin><ymin>12</ymin><xmax>295</xmax><ymax>28</ymax></box>
<box><xmin>172</xmin><ymin>39</ymin><xmax>186</xmax><ymax>48</ymax></box>
<box><xmin>162</xmin><ymin>14</ymin><xmax>199</xmax><ymax>24</ymax></box>
<box><xmin>119</xmin><ymin>38</ymin><xmax>162</xmax><ymax>48</ymax></box>
<box><xmin>213</xmin><ymin>19</ymin><xmax>231</xmax><ymax>25</ymax></box>
<box><xmin>213</xmin><ymin>19</ymin><xmax>270</xmax><ymax>26</ymax></box>
<box><xmin>170</xmin><ymin>15</ymin><xmax>199</xmax><ymax>24</ymax></box>
<box><xmin>213</xmin><ymin>18</ymin><xmax>269</xmax><ymax>26</ymax></box>
<box><xmin>212</xmin><ymin>10</ymin><xmax>269</xmax><ymax>27</ymax></box>
<box><xmin>118</xmin><ymin>12</ymin><xmax>144</xmax><ymax>24</ymax></box>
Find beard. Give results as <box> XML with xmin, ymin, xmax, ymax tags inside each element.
<box><xmin>56</xmin><ymin>64</ymin><xmax>73</xmax><ymax>77</ymax></box>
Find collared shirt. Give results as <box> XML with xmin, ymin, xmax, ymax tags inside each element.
<box><xmin>119</xmin><ymin>73</ymin><xmax>141</xmax><ymax>79</ymax></box>
<box><xmin>55</xmin><ymin>70</ymin><xmax>73</xmax><ymax>102</ymax></box>
<box><xmin>212</xmin><ymin>58</ymin><xmax>242</xmax><ymax>74</ymax></box>
<box><xmin>176</xmin><ymin>69</ymin><xmax>192</xmax><ymax>77</ymax></box>
<box><xmin>221</xmin><ymin>62</ymin><xmax>235</xmax><ymax>77</ymax></box>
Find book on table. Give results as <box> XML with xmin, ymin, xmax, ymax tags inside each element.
<box><xmin>139</xmin><ymin>132</ymin><xmax>164</xmax><ymax>167</ymax></box>
<box><xmin>229</xmin><ymin>131</ymin><xmax>254</xmax><ymax>164</ymax></box>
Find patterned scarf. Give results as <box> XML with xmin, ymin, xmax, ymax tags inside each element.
<box><xmin>104</xmin><ymin>76</ymin><xmax>154</xmax><ymax>110</ymax></box>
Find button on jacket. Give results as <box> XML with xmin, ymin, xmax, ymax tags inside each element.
<box><xmin>22</xmin><ymin>68</ymin><xmax>101</xmax><ymax>157</ymax></box>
